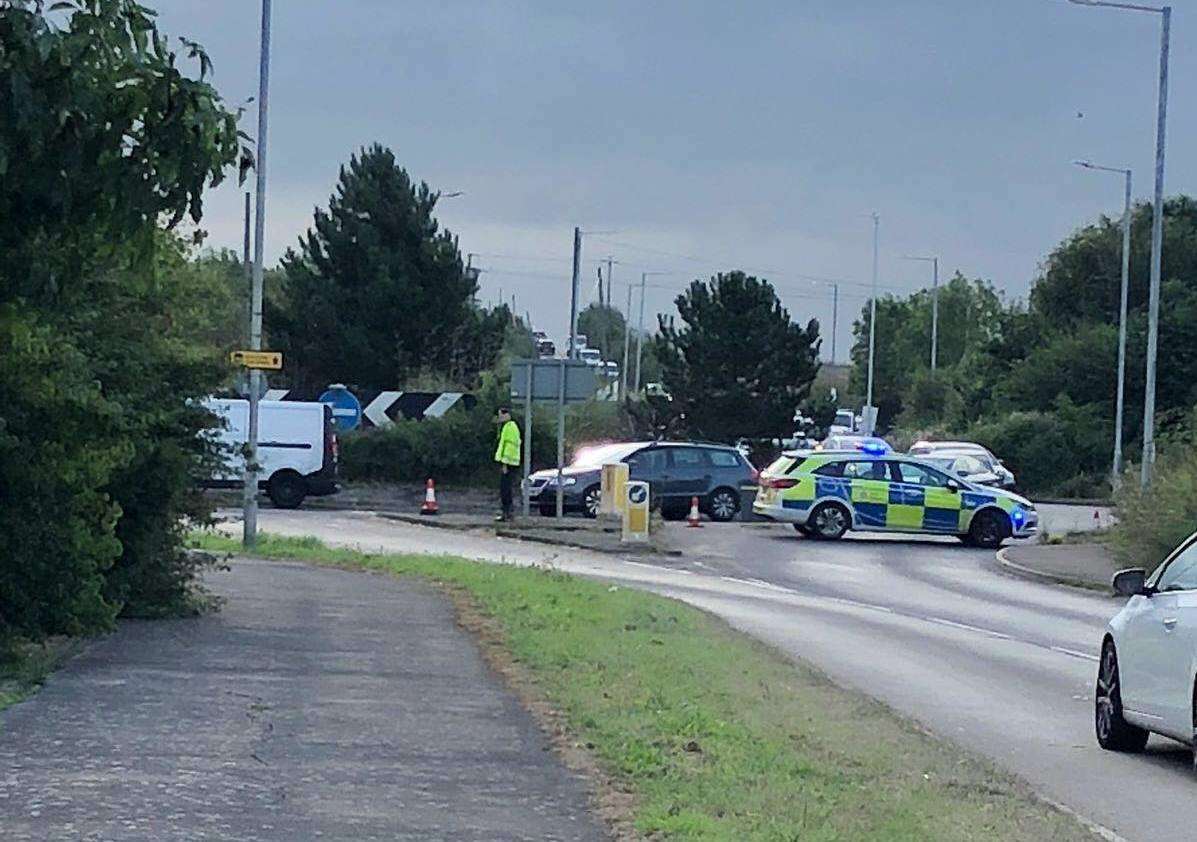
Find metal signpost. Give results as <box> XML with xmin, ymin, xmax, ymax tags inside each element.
<box><xmin>510</xmin><ymin>358</ymin><xmax>597</xmax><ymax>517</ymax></box>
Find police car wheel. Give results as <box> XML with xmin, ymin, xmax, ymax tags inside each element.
<box><xmin>968</xmin><ymin>509</ymin><xmax>1010</xmax><ymax>549</ymax></box>
<box><xmin>809</xmin><ymin>502</ymin><xmax>849</xmax><ymax>540</ymax></box>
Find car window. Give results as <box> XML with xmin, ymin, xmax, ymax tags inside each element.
<box><xmin>951</xmin><ymin>455</ymin><xmax>985</xmax><ymax>475</ymax></box>
<box><xmin>842</xmin><ymin>460</ymin><xmax>888</xmax><ymax>481</ymax></box>
<box><xmin>892</xmin><ymin>461</ymin><xmax>950</xmax><ymax>487</ymax></box>
<box><xmin>668</xmin><ymin>448</ymin><xmax>709</xmax><ymax>469</ymax></box>
<box><xmin>627</xmin><ymin>448</ymin><xmax>667</xmax><ymax>474</ymax></box>
<box><xmin>706</xmin><ymin>448</ymin><xmax>741</xmax><ymax>468</ymax></box>
<box><xmin>1155</xmin><ymin>540</ymin><xmax>1197</xmax><ymax>592</ymax></box>
<box><xmin>813</xmin><ymin>461</ymin><xmax>844</xmax><ymax>477</ymax></box>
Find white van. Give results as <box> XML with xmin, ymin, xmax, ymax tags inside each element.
<box><xmin>203</xmin><ymin>399</ymin><xmax>339</xmax><ymax>509</ymax></box>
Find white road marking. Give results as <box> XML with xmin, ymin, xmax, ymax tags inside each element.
<box><xmin>1050</xmin><ymin>646</ymin><xmax>1099</xmax><ymax>663</ymax></box>
<box><xmin>926</xmin><ymin>616</ymin><xmax>1012</xmax><ymax>640</ymax></box>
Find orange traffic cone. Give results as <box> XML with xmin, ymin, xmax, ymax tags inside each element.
<box><xmin>421</xmin><ymin>478</ymin><xmax>439</xmax><ymax>515</ymax></box>
<box><xmin>687</xmin><ymin>496</ymin><xmax>702</xmax><ymax>528</ymax></box>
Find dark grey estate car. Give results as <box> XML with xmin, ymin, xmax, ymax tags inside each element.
<box><xmin>527</xmin><ymin>441</ymin><xmax>757</xmax><ymax>520</ymax></box>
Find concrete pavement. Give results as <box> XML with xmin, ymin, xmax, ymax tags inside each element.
<box><xmin>224</xmin><ymin>509</ymin><xmax>1197</xmax><ymax>842</ymax></box>
<box><xmin>0</xmin><ymin>558</ymin><xmax>605</xmax><ymax>842</ymax></box>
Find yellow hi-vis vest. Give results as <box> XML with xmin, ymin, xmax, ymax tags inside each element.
<box><xmin>495</xmin><ymin>420</ymin><xmax>522</xmax><ymax>466</ymax></box>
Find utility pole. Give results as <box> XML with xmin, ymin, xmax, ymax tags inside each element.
<box><xmin>830</xmin><ymin>283</ymin><xmax>838</xmax><ymax>364</ymax></box>
<box><xmin>865</xmin><ymin>212</ymin><xmax>879</xmax><ymax>432</ymax></box>
<box><xmin>634</xmin><ymin>272</ymin><xmax>648</xmax><ymax>394</ymax></box>
<box><xmin>568</xmin><ymin>227</ymin><xmax>581</xmax><ymax>358</ymax></box>
<box><xmin>606</xmin><ymin>256</ymin><xmax>614</xmax><ymax>307</ymax></box>
<box><xmin>621</xmin><ymin>283</ymin><xmax>633</xmax><ymax>400</ymax></box>
<box><xmin>243</xmin><ymin>0</ymin><xmax>272</xmax><ymax>549</ymax></box>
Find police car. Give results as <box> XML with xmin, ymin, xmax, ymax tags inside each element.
<box><xmin>752</xmin><ymin>446</ymin><xmax>1036</xmax><ymax>548</ymax></box>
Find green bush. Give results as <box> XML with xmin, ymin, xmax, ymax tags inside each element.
<box><xmin>966</xmin><ymin>399</ymin><xmax>1110</xmax><ymax>497</ymax></box>
<box><xmin>340</xmin><ymin>373</ymin><xmax>631</xmax><ymax>486</ymax></box>
<box><xmin>1111</xmin><ymin>445</ymin><xmax>1197</xmax><ymax>571</ymax></box>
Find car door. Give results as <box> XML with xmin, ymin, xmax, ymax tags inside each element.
<box><xmin>888</xmin><ymin>460</ymin><xmax>956</xmax><ymax>532</ymax></box>
<box><xmin>841</xmin><ymin>460</ymin><xmax>890</xmax><ymax>529</ymax></box>
<box><xmin>1132</xmin><ymin>541</ymin><xmax>1197</xmax><ymax>736</ymax></box>
<box><xmin>662</xmin><ymin>447</ymin><xmax>712</xmax><ymax>501</ymax></box>
<box><xmin>625</xmin><ymin>447</ymin><xmax>668</xmax><ymax>503</ymax></box>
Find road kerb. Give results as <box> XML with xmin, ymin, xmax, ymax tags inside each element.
<box><xmin>993</xmin><ymin>546</ymin><xmax>1110</xmax><ymax>593</ymax></box>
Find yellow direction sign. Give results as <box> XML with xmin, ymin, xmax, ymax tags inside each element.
<box><xmin>230</xmin><ymin>350</ymin><xmax>283</xmax><ymax>370</ymax></box>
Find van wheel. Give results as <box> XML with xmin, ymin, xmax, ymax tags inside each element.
<box><xmin>267</xmin><ymin>471</ymin><xmax>307</xmax><ymax>509</ymax></box>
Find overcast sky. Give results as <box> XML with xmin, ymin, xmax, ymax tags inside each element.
<box><xmin>153</xmin><ymin>0</ymin><xmax>1195</xmax><ymax>361</ymax></box>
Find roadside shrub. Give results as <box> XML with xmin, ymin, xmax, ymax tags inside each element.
<box><xmin>341</xmin><ymin>369</ymin><xmax>635</xmax><ymax>485</ymax></box>
<box><xmin>966</xmin><ymin>399</ymin><xmax>1109</xmax><ymax>496</ymax></box>
<box><xmin>1111</xmin><ymin>448</ymin><xmax>1197</xmax><ymax>570</ymax></box>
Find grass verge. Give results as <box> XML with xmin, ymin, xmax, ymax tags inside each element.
<box><xmin>192</xmin><ymin>531</ymin><xmax>1095</xmax><ymax>841</ymax></box>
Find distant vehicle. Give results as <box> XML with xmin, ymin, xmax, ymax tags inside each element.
<box><xmin>531</xmin><ymin>329</ymin><xmax>548</xmax><ymax>342</ymax></box>
<box><xmin>527</xmin><ymin>441</ymin><xmax>755</xmax><ymax>520</ymax></box>
<box><xmin>822</xmin><ymin>434</ymin><xmax>892</xmax><ymax>453</ymax></box>
<box><xmin>203</xmin><ymin>399</ymin><xmax>339</xmax><ymax>509</ymax></box>
<box><xmin>908</xmin><ymin>440</ymin><xmax>1015</xmax><ymax>488</ymax></box>
<box><xmin>828</xmin><ymin>408</ymin><xmax>858</xmax><ymax>436</ymax></box>
<box><xmin>920</xmin><ymin>452</ymin><xmax>1003</xmax><ymax>487</ymax></box>
<box><xmin>753</xmin><ymin>449</ymin><xmax>1036</xmax><ymax>547</ymax></box>
<box><xmin>535</xmin><ymin>339</ymin><xmax>556</xmax><ymax>358</ymax></box>
<box><xmin>580</xmin><ymin>348</ymin><xmax>603</xmax><ymax>367</ymax></box>
<box><xmin>603</xmin><ymin>360</ymin><xmax>620</xmax><ymax>379</ymax></box>
<box><xmin>568</xmin><ymin>334</ymin><xmax>589</xmax><ymax>355</ymax></box>
<box><xmin>1097</xmin><ymin>532</ymin><xmax>1197</xmax><ymax>756</ymax></box>
<box><xmin>644</xmin><ymin>382</ymin><xmax>672</xmax><ymax>400</ymax></box>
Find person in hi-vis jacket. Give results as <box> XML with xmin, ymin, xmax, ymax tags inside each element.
<box><xmin>493</xmin><ymin>407</ymin><xmax>522</xmax><ymax>521</ymax></box>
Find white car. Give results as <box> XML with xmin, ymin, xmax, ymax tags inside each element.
<box><xmin>909</xmin><ymin>440</ymin><xmax>1016</xmax><ymax>489</ymax></box>
<box><xmin>1097</xmin><ymin>534</ymin><xmax>1197</xmax><ymax>756</ymax></box>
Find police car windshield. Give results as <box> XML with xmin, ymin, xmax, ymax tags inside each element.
<box><xmin>570</xmin><ymin>442</ymin><xmax>644</xmax><ymax>468</ymax></box>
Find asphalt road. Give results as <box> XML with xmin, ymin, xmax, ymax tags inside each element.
<box><xmin>0</xmin><ymin>557</ymin><xmax>603</xmax><ymax>841</ymax></box>
<box><xmin>221</xmin><ymin>509</ymin><xmax>1185</xmax><ymax>842</ymax></box>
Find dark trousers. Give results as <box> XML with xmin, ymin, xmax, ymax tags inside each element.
<box><xmin>499</xmin><ymin>468</ymin><xmax>514</xmax><ymax>516</ymax></box>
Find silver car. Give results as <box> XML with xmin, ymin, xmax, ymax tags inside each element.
<box><xmin>908</xmin><ymin>440</ymin><xmax>1016</xmax><ymax>489</ymax></box>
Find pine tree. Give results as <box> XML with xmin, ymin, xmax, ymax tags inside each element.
<box><xmin>272</xmin><ymin>145</ymin><xmax>478</xmax><ymax>390</ymax></box>
<box><xmin>656</xmin><ymin>271</ymin><xmax>821</xmax><ymax>442</ymax></box>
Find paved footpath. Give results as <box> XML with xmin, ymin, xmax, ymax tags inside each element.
<box><xmin>0</xmin><ymin>559</ymin><xmax>606</xmax><ymax>842</ymax></box>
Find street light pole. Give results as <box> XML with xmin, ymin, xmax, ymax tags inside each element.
<box><xmin>1073</xmin><ymin>160</ymin><xmax>1133</xmax><ymax>485</ymax></box>
<box><xmin>243</xmin><ymin>0</ymin><xmax>272</xmax><ymax>549</ymax></box>
<box><xmin>1068</xmin><ymin>0</ymin><xmax>1170</xmax><ymax>489</ymax></box>
<box><xmin>865</xmin><ymin>213</ymin><xmax>879</xmax><ymax>432</ymax></box>
<box><xmin>902</xmin><ymin>255</ymin><xmax>939</xmax><ymax>370</ymax></box>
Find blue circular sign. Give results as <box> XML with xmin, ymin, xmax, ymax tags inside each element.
<box><xmin>319</xmin><ymin>384</ymin><xmax>362</xmax><ymax>432</ymax></box>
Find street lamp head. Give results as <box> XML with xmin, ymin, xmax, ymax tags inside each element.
<box><xmin>1073</xmin><ymin>159</ymin><xmax>1093</xmax><ymax>168</ymax></box>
